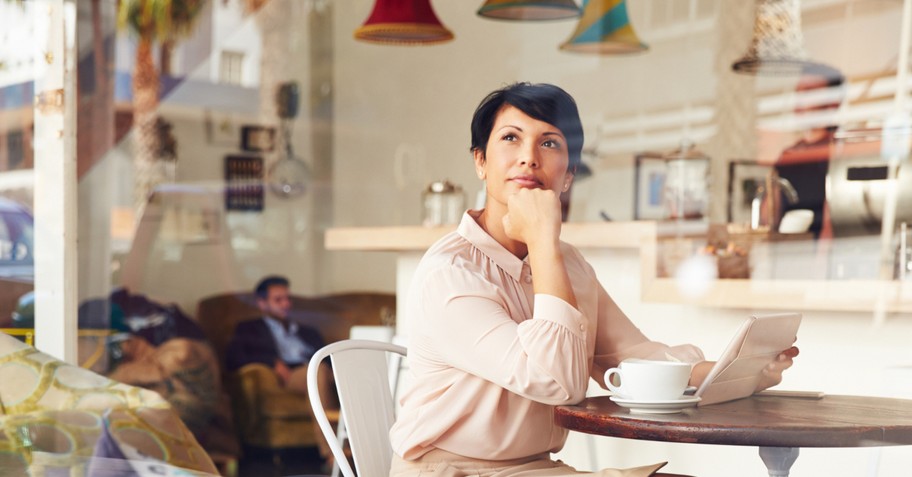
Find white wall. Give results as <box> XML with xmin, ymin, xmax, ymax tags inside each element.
<box><xmin>78</xmin><ymin>0</ymin><xmax>912</xmax><ymax>313</ymax></box>
<box><xmin>327</xmin><ymin>1</ymin><xmax>908</xmax><ymax>292</ymax></box>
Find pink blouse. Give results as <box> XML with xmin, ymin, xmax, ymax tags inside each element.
<box><xmin>389</xmin><ymin>210</ymin><xmax>704</xmax><ymax>461</ymax></box>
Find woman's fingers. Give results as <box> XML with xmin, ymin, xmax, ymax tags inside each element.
<box><xmin>756</xmin><ymin>347</ymin><xmax>799</xmax><ymax>392</ymax></box>
<box><xmin>504</xmin><ymin>189</ymin><xmax>562</xmax><ymax>243</ymax></box>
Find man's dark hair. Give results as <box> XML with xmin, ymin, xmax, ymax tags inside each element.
<box><xmin>255</xmin><ymin>275</ymin><xmax>290</xmax><ymax>299</ymax></box>
<box><xmin>470</xmin><ymin>82</ymin><xmax>584</xmax><ymax>173</ymax></box>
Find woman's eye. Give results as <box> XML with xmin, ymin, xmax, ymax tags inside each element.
<box><xmin>543</xmin><ymin>139</ymin><xmax>562</xmax><ymax>149</ymax></box>
<box><xmin>502</xmin><ymin>133</ymin><xmax>517</xmax><ymax>142</ymax></box>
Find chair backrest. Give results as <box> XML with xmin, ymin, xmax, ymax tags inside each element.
<box><xmin>307</xmin><ymin>339</ymin><xmax>407</xmax><ymax>477</ymax></box>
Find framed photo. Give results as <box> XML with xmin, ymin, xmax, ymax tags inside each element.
<box><xmin>204</xmin><ymin>110</ymin><xmax>241</xmax><ymax>147</ymax></box>
<box><xmin>634</xmin><ymin>155</ymin><xmax>668</xmax><ymax>220</ymax></box>
<box><xmin>241</xmin><ymin>125</ymin><xmax>276</xmax><ymax>152</ymax></box>
<box><xmin>728</xmin><ymin>160</ymin><xmax>772</xmax><ymax>224</ymax></box>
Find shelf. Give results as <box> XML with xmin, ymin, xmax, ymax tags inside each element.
<box><xmin>643</xmin><ymin>277</ymin><xmax>912</xmax><ymax>313</ymax></box>
<box><xmin>325</xmin><ymin>221</ymin><xmax>912</xmax><ymax>313</ymax></box>
<box><xmin>324</xmin><ymin>222</ymin><xmax>656</xmax><ymax>251</ymax></box>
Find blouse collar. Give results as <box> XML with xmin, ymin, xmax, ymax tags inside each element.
<box><xmin>457</xmin><ymin>209</ymin><xmax>527</xmax><ymax>283</ymax></box>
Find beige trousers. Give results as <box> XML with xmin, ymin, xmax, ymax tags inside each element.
<box><xmin>389</xmin><ymin>449</ymin><xmax>667</xmax><ymax>477</ymax></box>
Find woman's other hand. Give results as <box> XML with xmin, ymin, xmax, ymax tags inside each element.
<box><xmin>503</xmin><ymin>188</ymin><xmax>562</xmax><ymax>248</ymax></box>
<box><xmin>754</xmin><ymin>346</ymin><xmax>800</xmax><ymax>392</ymax></box>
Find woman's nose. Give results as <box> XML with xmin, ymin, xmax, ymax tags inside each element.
<box><xmin>518</xmin><ymin>146</ymin><xmax>539</xmax><ymax>167</ymax></box>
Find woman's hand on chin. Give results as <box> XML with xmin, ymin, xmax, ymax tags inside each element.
<box><xmin>503</xmin><ymin>188</ymin><xmax>562</xmax><ymax>247</ymax></box>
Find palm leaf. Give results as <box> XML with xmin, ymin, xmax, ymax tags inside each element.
<box><xmin>117</xmin><ymin>0</ymin><xmax>206</xmax><ymax>41</ymax></box>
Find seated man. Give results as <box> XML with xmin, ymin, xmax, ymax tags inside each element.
<box><xmin>225</xmin><ymin>275</ymin><xmax>336</xmax><ymax>460</ymax></box>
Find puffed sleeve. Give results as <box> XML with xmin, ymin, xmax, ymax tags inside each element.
<box><xmin>589</xmin><ymin>280</ymin><xmax>704</xmax><ymax>389</ymax></box>
<box><xmin>417</xmin><ymin>265</ymin><xmax>590</xmax><ymax>405</ymax></box>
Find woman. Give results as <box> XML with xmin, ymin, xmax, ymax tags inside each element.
<box><xmin>388</xmin><ymin>82</ymin><xmax>798</xmax><ymax>477</ymax></box>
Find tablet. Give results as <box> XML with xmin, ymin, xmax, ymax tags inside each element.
<box><xmin>695</xmin><ymin>312</ymin><xmax>801</xmax><ymax>406</ymax></box>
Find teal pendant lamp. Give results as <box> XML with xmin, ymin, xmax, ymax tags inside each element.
<box><xmin>560</xmin><ymin>0</ymin><xmax>647</xmax><ymax>54</ymax></box>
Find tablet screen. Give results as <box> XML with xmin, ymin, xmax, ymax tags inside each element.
<box><xmin>695</xmin><ymin>313</ymin><xmax>801</xmax><ymax>406</ymax></box>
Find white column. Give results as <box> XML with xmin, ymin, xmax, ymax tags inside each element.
<box><xmin>33</xmin><ymin>0</ymin><xmax>78</xmax><ymax>364</ymax></box>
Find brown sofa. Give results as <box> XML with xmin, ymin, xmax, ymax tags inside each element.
<box><xmin>195</xmin><ymin>291</ymin><xmax>396</xmax><ymax>450</ymax></box>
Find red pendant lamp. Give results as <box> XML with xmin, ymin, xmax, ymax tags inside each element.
<box><xmin>354</xmin><ymin>0</ymin><xmax>454</xmax><ymax>45</ymax></box>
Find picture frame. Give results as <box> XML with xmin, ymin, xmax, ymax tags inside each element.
<box><xmin>727</xmin><ymin>160</ymin><xmax>772</xmax><ymax>225</ymax></box>
<box><xmin>634</xmin><ymin>155</ymin><xmax>668</xmax><ymax>220</ymax></box>
<box><xmin>204</xmin><ymin>110</ymin><xmax>241</xmax><ymax>147</ymax></box>
<box><xmin>240</xmin><ymin>125</ymin><xmax>276</xmax><ymax>152</ymax></box>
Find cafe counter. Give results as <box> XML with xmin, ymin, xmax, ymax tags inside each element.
<box><xmin>325</xmin><ymin>221</ymin><xmax>912</xmax><ymax>318</ymax></box>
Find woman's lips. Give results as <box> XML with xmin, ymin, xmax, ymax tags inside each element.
<box><xmin>511</xmin><ymin>176</ymin><xmax>541</xmax><ymax>188</ymax></box>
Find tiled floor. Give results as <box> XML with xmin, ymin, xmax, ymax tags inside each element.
<box><xmin>236</xmin><ymin>446</ymin><xmax>329</xmax><ymax>477</ymax></box>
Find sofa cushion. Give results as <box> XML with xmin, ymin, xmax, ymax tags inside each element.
<box><xmin>0</xmin><ymin>332</ymin><xmax>217</xmax><ymax>475</ymax></box>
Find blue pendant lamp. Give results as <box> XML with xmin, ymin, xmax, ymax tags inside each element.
<box><xmin>560</xmin><ymin>0</ymin><xmax>647</xmax><ymax>54</ymax></box>
<box><xmin>477</xmin><ymin>0</ymin><xmax>580</xmax><ymax>21</ymax></box>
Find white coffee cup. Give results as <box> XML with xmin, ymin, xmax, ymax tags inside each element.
<box><xmin>605</xmin><ymin>358</ymin><xmax>691</xmax><ymax>401</ymax></box>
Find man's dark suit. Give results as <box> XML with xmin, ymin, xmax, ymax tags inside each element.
<box><xmin>225</xmin><ymin>317</ymin><xmax>325</xmax><ymax>372</ymax></box>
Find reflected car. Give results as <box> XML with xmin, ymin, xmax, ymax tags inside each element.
<box><xmin>0</xmin><ymin>197</ymin><xmax>34</xmax><ymax>327</ymax></box>
<box><xmin>0</xmin><ymin>197</ymin><xmax>34</xmax><ymax>279</ymax></box>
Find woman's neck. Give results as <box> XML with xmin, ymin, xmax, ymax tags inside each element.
<box><xmin>477</xmin><ymin>207</ymin><xmax>528</xmax><ymax>258</ymax></box>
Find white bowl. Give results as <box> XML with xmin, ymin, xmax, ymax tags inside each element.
<box><xmin>779</xmin><ymin>209</ymin><xmax>814</xmax><ymax>234</ymax></box>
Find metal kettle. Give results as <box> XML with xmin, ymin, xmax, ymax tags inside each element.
<box><xmin>750</xmin><ymin>171</ymin><xmax>799</xmax><ymax>231</ymax></box>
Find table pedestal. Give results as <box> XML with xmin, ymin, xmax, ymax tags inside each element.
<box><xmin>759</xmin><ymin>447</ymin><xmax>799</xmax><ymax>477</ymax></box>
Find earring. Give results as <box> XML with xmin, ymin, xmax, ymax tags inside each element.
<box><xmin>562</xmin><ymin>181</ymin><xmax>571</xmax><ymax>192</ymax></box>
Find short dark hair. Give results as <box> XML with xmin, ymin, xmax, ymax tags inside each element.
<box><xmin>255</xmin><ymin>275</ymin><xmax>289</xmax><ymax>299</ymax></box>
<box><xmin>470</xmin><ymin>82</ymin><xmax>584</xmax><ymax>173</ymax></box>
<box><xmin>801</xmin><ymin>63</ymin><xmax>845</xmax><ymax>88</ymax></box>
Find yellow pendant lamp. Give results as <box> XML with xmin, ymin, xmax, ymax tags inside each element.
<box><xmin>354</xmin><ymin>0</ymin><xmax>454</xmax><ymax>45</ymax></box>
<box><xmin>477</xmin><ymin>0</ymin><xmax>580</xmax><ymax>21</ymax></box>
<box><xmin>560</xmin><ymin>0</ymin><xmax>646</xmax><ymax>54</ymax></box>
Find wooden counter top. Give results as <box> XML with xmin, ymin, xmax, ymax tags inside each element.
<box><xmin>325</xmin><ymin>222</ymin><xmax>912</xmax><ymax>314</ymax></box>
<box><xmin>642</xmin><ymin>277</ymin><xmax>912</xmax><ymax>314</ymax></box>
<box><xmin>325</xmin><ymin>222</ymin><xmax>656</xmax><ymax>251</ymax></box>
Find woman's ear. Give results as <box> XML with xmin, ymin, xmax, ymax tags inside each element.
<box><xmin>562</xmin><ymin>172</ymin><xmax>574</xmax><ymax>192</ymax></box>
<box><xmin>473</xmin><ymin>149</ymin><xmax>486</xmax><ymax>180</ymax></box>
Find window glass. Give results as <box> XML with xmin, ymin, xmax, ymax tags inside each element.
<box><xmin>0</xmin><ymin>0</ymin><xmax>907</xmax><ymax>413</ymax></box>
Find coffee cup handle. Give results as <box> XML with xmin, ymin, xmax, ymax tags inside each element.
<box><xmin>605</xmin><ymin>367</ymin><xmax>623</xmax><ymax>395</ymax></box>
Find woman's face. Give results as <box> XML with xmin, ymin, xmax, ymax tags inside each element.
<box><xmin>474</xmin><ymin>105</ymin><xmax>573</xmax><ymax>210</ymax></box>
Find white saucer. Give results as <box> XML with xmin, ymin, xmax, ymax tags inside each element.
<box><xmin>609</xmin><ymin>395</ymin><xmax>701</xmax><ymax>414</ymax></box>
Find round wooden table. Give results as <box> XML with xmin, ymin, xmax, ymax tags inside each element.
<box><xmin>555</xmin><ymin>394</ymin><xmax>912</xmax><ymax>476</ymax></box>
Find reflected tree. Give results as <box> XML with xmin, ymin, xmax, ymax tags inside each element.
<box><xmin>117</xmin><ymin>0</ymin><xmax>206</xmax><ymax>218</ymax></box>
<box><xmin>241</xmin><ymin>0</ymin><xmax>290</xmax><ymax>123</ymax></box>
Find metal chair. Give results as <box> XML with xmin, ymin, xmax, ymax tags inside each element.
<box><xmin>307</xmin><ymin>339</ymin><xmax>406</xmax><ymax>477</ymax></box>
<box><xmin>326</xmin><ymin>327</ymin><xmax>399</xmax><ymax>477</ymax></box>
